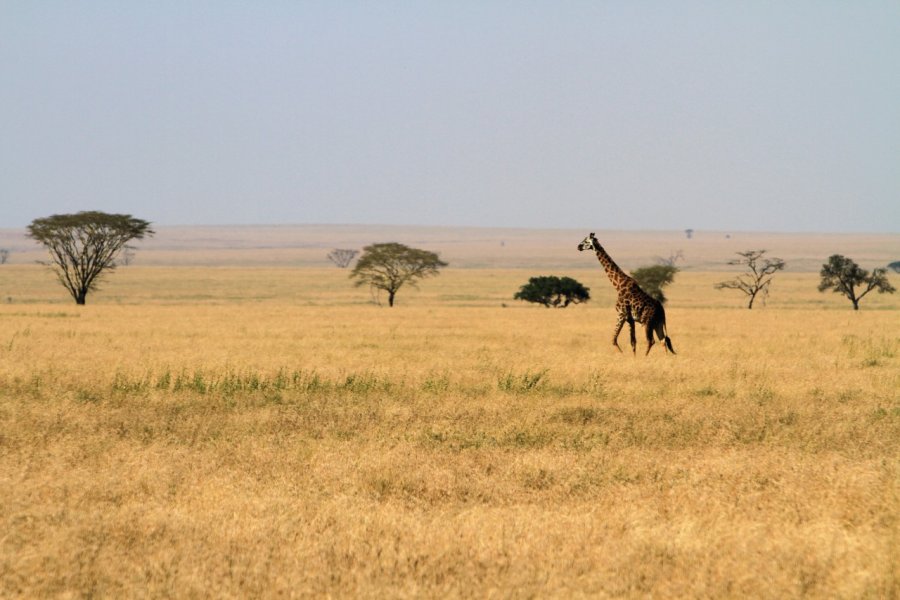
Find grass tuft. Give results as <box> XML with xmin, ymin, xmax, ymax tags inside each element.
<box><xmin>497</xmin><ymin>369</ymin><xmax>549</xmax><ymax>393</ymax></box>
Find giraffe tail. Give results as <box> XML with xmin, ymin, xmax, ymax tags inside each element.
<box><xmin>653</xmin><ymin>308</ymin><xmax>676</xmax><ymax>355</ymax></box>
<box><xmin>663</xmin><ymin>333</ymin><xmax>676</xmax><ymax>355</ymax></box>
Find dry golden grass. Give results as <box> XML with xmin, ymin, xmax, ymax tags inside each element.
<box><xmin>1</xmin><ymin>261</ymin><xmax>899</xmax><ymax>597</ymax></box>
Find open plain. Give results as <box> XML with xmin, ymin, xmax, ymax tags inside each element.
<box><xmin>1</xmin><ymin>226</ymin><xmax>898</xmax><ymax>597</ymax></box>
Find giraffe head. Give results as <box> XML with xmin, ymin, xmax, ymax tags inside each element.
<box><xmin>577</xmin><ymin>233</ymin><xmax>598</xmax><ymax>252</ymax></box>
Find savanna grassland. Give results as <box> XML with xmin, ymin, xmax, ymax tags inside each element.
<box><xmin>1</xmin><ymin>228</ymin><xmax>899</xmax><ymax>598</ymax></box>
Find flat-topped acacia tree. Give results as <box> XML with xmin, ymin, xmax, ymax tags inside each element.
<box><xmin>350</xmin><ymin>242</ymin><xmax>447</xmax><ymax>307</ymax></box>
<box><xmin>27</xmin><ymin>211</ymin><xmax>154</xmax><ymax>305</ymax></box>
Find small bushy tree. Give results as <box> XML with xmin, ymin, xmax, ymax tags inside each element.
<box><xmin>350</xmin><ymin>243</ymin><xmax>447</xmax><ymax>307</ymax></box>
<box><xmin>631</xmin><ymin>264</ymin><xmax>678</xmax><ymax>304</ymax></box>
<box><xmin>0</xmin><ymin>249</ymin><xmax>9</xmax><ymax>265</ymax></box>
<box><xmin>818</xmin><ymin>254</ymin><xmax>895</xmax><ymax>310</ymax></box>
<box><xmin>514</xmin><ymin>276</ymin><xmax>590</xmax><ymax>308</ymax></box>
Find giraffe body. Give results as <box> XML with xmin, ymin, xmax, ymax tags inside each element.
<box><xmin>577</xmin><ymin>233</ymin><xmax>675</xmax><ymax>355</ymax></box>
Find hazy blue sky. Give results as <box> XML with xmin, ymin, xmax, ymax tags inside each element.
<box><xmin>3</xmin><ymin>2</ymin><xmax>899</xmax><ymax>232</ymax></box>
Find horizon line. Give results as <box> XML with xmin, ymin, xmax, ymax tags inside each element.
<box><xmin>2</xmin><ymin>222</ymin><xmax>898</xmax><ymax>236</ymax></box>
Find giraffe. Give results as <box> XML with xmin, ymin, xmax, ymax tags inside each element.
<box><xmin>577</xmin><ymin>233</ymin><xmax>675</xmax><ymax>355</ymax></box>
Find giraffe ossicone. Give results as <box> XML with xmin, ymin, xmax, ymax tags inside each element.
<box><xmin>578</xmin><ymin>233</ymin><xmax>676</xmax><ymax>355</ymax></box>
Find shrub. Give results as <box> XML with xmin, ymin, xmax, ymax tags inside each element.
<box><xmin>514</xmin><ymin>276</ymin><xmax>590</xmax><ymax>308</ymax></box>
<box><xmin>631</xmin><ymin>264</ymin><xmax>678</xmax><ymax>304</ymax></box>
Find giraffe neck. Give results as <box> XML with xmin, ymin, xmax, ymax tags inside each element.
<box><xmin>593</xmin><ymin>243</ymin><xmax>630</xmax><ymax>291</ymax></box>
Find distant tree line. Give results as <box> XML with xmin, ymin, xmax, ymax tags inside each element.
<box><xmin>18</xmin><ymin>211</ymin><xmax>898</xmax><ymax>311</ymax></box>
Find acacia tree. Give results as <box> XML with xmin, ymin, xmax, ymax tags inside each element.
<box><xmin>657</xmin><ymin>250</ymin><xmax>684</xmax><ymax>267</ymax></box>
<box><xmin>514</xmin><ymin>276</ymin><xmax>590</xmax><ymax>308</ymax></box>
<box><xmin>715</xmin><ymin>249</ymin><xmax>785</xmax><ymax>309</ymax></box>
<box><xmin>818</xmin><ymin>254</ymin><xmax>895</xmax><ymax>310</ymax></box>
<box><xmin>27</xmin><ymin>211</ymin><xmax>154</xmax><ymax>305</ymax></box>
<box><xmin>327</xmin><ymin>248</ymin><xmax>358</xmax><ymax>268</ymax></box>
<box><xmin>350</xmin><ymin>242</ymin><xmax>447</xmax><ymax>307</ymax></box>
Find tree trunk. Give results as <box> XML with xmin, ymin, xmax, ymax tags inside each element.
<box><xmin>75</xmin><ymin>293</ymin><xmax>86</xmax><ymax>305</ymax></box>
<box><xmin>747</xmin><ymin>291</ymin><xmax>757</xmax><ymax>309</ymax></box>
<box><xmin>388</xmin><ymin>291</ymin><xmax>395</xmax><ymax>307</ymax></box>
<box><xmin>852</xmin><ymin>297</ymin><xmax>859</xmax><ymax>310</ymax></box>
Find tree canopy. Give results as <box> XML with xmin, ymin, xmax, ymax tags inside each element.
<box><xmin>818</xmin><ymin>254</ymin><xmax>895</xmax><ymax>310</ymax></box>
<box><xmin>514</xmin><ymin>276</ymin><xmax>590</xmax><ymax>308</ymax></box>
<box><xmin>631</xmin><ymin>264</ymin><xmax>678</xmax><ymax>304</ymax></box>
<box><xmin>349</xmin><ymin>242</ymin><xmax>447</xmax><ymax>306</ymax></box>
<box><xmin>27</xmin><ymin>211</ymin><xmax>154</xmax><ymax>304</ymax></box>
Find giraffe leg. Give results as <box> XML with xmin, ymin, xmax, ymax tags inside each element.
<box><xmin>645</xmin><ymin>324</ymin><xmax>656</xmax><ymax>355</ymax></box>
<box><xmin>627</xmin><ymin>315</ymin><xmax>637</xmax><ymax>354</ymax></box>
<box><xmin>612</xmin><ymin>314</ymin><xmax>625</xmax><ymax>352</ymax></box>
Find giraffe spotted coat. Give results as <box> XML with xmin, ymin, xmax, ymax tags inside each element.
<box><xmin>577</xmin><ymin>233</ymin><xmax>676</xmax><ymax>355</ymax></box>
